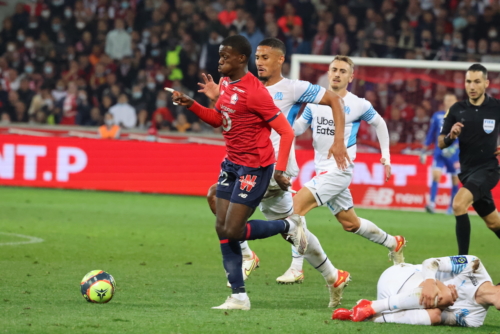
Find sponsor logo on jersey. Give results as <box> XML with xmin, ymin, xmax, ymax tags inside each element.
<box><xmin>222</xmin><ymin>81</ymin><xmax>228</xmax><ymax>87</ymax></box>
<box><xmin>220</xmin><ymin>90</ymin><xmax>225</xmax><ymax>96</ymax></box>
<box><xmin>316</xmin><ymin>116</ymin><xmax>335</xmax><ymax>135</ymax></box>
<box><xmin>230</xmin><ymin>93</ymin><xmax>239</xmax><ymax>105</ymax></box>
<box><xmin>344</xmin><ymin>106</ymin><xmax>351</xmax><ymax>114</ymax></box>
<box><xmin>239</xmin><ymin>175</ymin><xmax>257</xmax><ymax>192</ymax></box>
<box><xmin>483</xmin><ymin>119</ymin><xmax>495</xmax><ymax>134</ymax></box>
<box><xmin>232</xmin><ymin>87</ymin><xmax>246</xmax><ymax>93</ymax></box>
<box><xmin>274</xmin><ymin>92</ymin><xmax>283</xmax><ymax>100</ymax></box>
<box><xmin>221</xmin><ymin>105</ymin><xmax>236</xmax><ymax>113</ymax></box>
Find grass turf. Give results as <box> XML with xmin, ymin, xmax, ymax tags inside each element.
<box><xmin>0</xmin><ymin>187</ymin><xmax>499</xmax><ymax>334</ymax></box>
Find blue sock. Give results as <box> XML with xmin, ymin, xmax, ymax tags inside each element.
<box><xmin>241</xmin><ymin>219</ymin><xmax>289</xmax><ymax>240</ymax></box>
<box><xmin>220</xmin><ymin>238</ymin><xmax>245</xmax><ymax>292</ymax></box>
<box><xmin>430</xmin><ymin>181</ymin><xmax>439</xmax><ymax>204</ymax></box>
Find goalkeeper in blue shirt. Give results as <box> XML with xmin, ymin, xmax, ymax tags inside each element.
<box><xmin>420</xmin><ymin>93</ymin><xmax>460</xmax><ymax>214</ymax></box>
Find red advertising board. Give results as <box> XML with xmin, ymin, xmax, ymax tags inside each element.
<box><xmin>1</xmin><ymin>134</ymin><xmax>499</xmax><ymax>211</ymax></box>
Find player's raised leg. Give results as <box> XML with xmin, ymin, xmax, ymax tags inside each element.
<box><xmin>336</xmin><ymin>209</ymin><xmax>406</xmax><ymax>265</ymax></box>
<box><xmin>208</xmin><ymin>183</ymin><xmax>259</xmax><ymax>284</ymax></box>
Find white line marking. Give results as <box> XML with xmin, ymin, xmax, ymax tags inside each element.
<box><xmin>0</xmin><ymin>232</ymin><xmax>44</xmax><ymax>246</ymax></box>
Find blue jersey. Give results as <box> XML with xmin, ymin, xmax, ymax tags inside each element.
<box><xmin>425</xmin><ymin>110</ymin><xmax>459</xmax><ymax>160</ymax></box>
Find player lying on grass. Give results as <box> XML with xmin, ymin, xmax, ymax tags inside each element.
<box><xmin>333</xmin><ymin>255</ymin><xmax>500</xmax><ymax>327</ymax></box>
<box><xmin>281</xmin><ymin>56</ymin><xmax>406</xmax><ymax>284</ymax></box>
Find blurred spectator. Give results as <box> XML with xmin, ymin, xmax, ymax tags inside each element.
<box><xmin>386</xmin><ymin>93</ymin><xmax>415</xmax><ymax>121</ymax></box>
<box><xmin>481</xmin><ymin>41</ymin><xmax>500</xmax><ymax>63</ymax></box>
<box><xmin>407</xmin><ymin>105</ymin><xmax>430</xmax><ymax>144</ymax></box>
<box><xmin>278</xmin><ymin>3</ymin><xmax>303</xmax><ymax>37</ymax></box>
<box><xmin>60</xmin><ymin>81</ymin><xmax>78</xmax><ymax>125</ymax></box>
<box><xmin>311</xmin><ymin>21</ymin><xmax>330</xmax><ymax>55</ymax></box>
<box><xmin>286</xmin><ymin>26</ymin><xmax>311</xmax><ymax>58</ymax></box>
<box><xmin>218</xmin><ymin>0</ymin><xmax>237</xmax><ymax>28</ymax></box>
<box><xmin>1</xmin><ymin>112</ymin><xmax>11</xmax><ymax>124</ymax></box>
<box><xmin>13</xmin><ymin>101</ymin><xmax>28</xmax><ymax>123</ymax></box>
<box><xmin>240</xmin><ymin>17</ymin><xmax>264</xmax><ymax>70</ymax></box>
<box><xmin>199</xmin><ymin>30</ymin><xmax>223</xmax><ymax>83</ymax></box>
<box><xmin>18</xmin><ymin>79</ymin><xmax>35</xmax><ymax>108</ymax></box>
<box><xmin>105</xmin><ymin>18</ymin><xmax>132</xmax><ymax>60</ymax></box>
<box><xmin>99</xmin><ymin>113</ymin><xmax>121</xmax><ymax>139</ymax></box>
<box><xmin>174</xmin><ymin>113</ymin><xmax>191</xmax><ymax>132</ymax></box>
<box><xmin>386</xmin><ymin>106</ymin><xmax>407</xmax><ymax>145</ymax></box>
<box><xmin>109</xmin><ymin>93</ymin><xmax>136</xmax><ymax>128</ymax></box>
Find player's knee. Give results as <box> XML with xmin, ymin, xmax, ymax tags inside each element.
<box><xmin>452</xmin><ymin>199</ymin><xmax>467</xmax><ymax>215</ymax></box>
<box><xmin>427</xmin><ymin>309</ymin><xmax>442</xmax><ymax>325</ymax></box>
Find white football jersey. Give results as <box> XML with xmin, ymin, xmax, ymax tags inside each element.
<box><xmin>416</xmin><ymin>255</ymin><xmax>492</xmax><ymax>328</ymax></box>
<box><xmin>295</xmin><ymin>91</ymin><xmax>380</xmax><ymax>171</ymax></box>
<box><xmin>265</xmin><ymin>78</ymin><xmax>325</xmax><ymax>176</ymax></box>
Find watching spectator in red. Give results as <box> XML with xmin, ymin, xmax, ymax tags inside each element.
<box><xmin>311</xmin><ymin>21</ymin><xmax>330</xmax><ymax>55</ymax></box>
<box><xmin>62</xmin><ymin>60</ymin><xmax>82</xmax><ymax>84</ymax></box>
<box><xmin>385</xmin><ymin>93</ymin><xmax>415</xmax><ymax>121</ymax></box>
<box><xmin>60</xmin><ymin>81</ymin><xmax>78</xmax><ymax>125</ymax></box>
<box><xmin>278</xmin><ymin>3</ymin><xmax>303</xmax><ymax>36</ymax></box>
<box><xmin>330</xmin><ymin>23</ymin><xmax>347</xmax><ymax>55</ymax></box>
<box><xmin>218</xmin><ymin>0</ymin><xmax>237</xmax><ymax>28</ymax></box>
<box><xmin>409</xmin><ymin>105</ymin><xmax>430</xmax><ymax>144</ymax></box>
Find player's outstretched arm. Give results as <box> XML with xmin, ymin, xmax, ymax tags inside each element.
<box><xmin>171</xmin><ymin>90</ymin><xmax>223</xmax><ymax>128</ymax></box>
<box><xmin>370</xmin><ymin>116</ymin><xmax>391</xmax><ymax>181</ymax></box>
<box><xmin>269</xmin><ymin>112</ymin><xmax>294</xmax><ymax>191</ymax></box>
<box><xmin>319</xmin><ymin>90</ymin><xmax>350</xmax><ymax>169</ymax></box>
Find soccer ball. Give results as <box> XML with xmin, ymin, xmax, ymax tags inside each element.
<box><xmin>80</xmin><ymin>270</ymin><xmax>116</xmax><ymax>303</ymax></box>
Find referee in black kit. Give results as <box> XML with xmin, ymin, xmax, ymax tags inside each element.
<box><xmin>439</xmin><ymin>63</ymin><xmax>500</xmax><ymax>255</ymax></box>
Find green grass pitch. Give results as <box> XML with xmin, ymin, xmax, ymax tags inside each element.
<box><xmin>0</xmin><ymin>187</ymin><xmax>499</xmax><ymax>334</ymax></box>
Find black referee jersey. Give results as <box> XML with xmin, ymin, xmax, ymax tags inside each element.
<box><xmin>441</xmin><ymin>94</ymin><xmax>500</xmax><ymax>178</ymax></box>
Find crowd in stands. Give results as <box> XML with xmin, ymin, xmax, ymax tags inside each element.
<box><xmin>0</xmin><ymin>0</ymin><xmax>497</xmax><ymax>146</ymax></box>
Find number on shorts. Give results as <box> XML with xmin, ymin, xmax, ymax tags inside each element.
<box><xmin>219</xmin><ymin>171</ymin><xmax>229</xmax><ymax>186</ymax></box>
<box><xmin>221</xmin><ymin>111</ymin><xmax>232</xmax><ymax>132</ymax></box>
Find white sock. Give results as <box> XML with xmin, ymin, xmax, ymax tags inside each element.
<box><xmin>372</xmin><ymin>288</ymin><xmax>424</xmax><ymax>313</ymax></box>
<box><xmin>355</xmin><ymin>218</ymin><xmax>396</xmax><ymax>250</ymax></box>
<box><xmin>290</xmin><ymin>245</ymin><xmax>304</xmax><ymax>271</ymax></box>
<box><xmin>373</xmin><ymin>310</ymin><xmax>431</xmax><ymax>325</ymax></box>
<box><xmin>231</xmin><ymin>292</ymin><xmax>248</xmax><ymax>301</ymax></box>
<box><xmin>239</xmin><ymin>241</ymin><xmax>253</xmax><ymax>259</ymax></box>
<box><xmin>303</xmin><ymin>230</ymin><xmax>337</xmax><ymax>281</ymax></box>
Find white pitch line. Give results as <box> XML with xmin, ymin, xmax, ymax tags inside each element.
<box><xmin>0</xmin><ymin>232</ymin><xmax>44</xmax><ymax>246</ymax></box>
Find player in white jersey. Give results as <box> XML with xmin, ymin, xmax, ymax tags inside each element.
<box><xmin>278</xmin><ymin>55</ymin><xmax>406</xmax><ymax>284</ymax></box>
<box><xmin>333</xmin><ymin>255</ymin><xmax>500</xmax><ymax>328</ymax></box>
<box><xmin>201</xmin><ymin>38</ymin><xmax>352</xmax><ymax>307</ymax></box>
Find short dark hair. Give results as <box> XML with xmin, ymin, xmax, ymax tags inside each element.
<box><xmin>221</xmin><ymin>35</ymin><xmax>252</xmax><ymax>60</ymax></box>
<box><xmin>258</xmin><ymin>38</ymin><xmax>286</xmax><ymax>56</ymax></box>
<box><xmin>468</xmin><ymin>63</ymin><xmax>488</xmax><ymax>78</ymax></box>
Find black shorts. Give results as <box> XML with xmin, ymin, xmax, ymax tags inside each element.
<box><xmin>215</xmin><ymin>159</ymin><xmax>273</xmax><ymax>208</ymax></box>
<box><xmin>459</xmin><ymin>167</ymin><xmax>500</xmax><ymax>217</ymax></box>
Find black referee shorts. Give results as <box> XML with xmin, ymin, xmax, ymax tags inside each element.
<box><xmin>459</xmin><ymin>167</ymin><xmax>500</xmax><ymax>217</ymax></box>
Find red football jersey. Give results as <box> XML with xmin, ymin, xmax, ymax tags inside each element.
<box><xmin>215</xmin><ymin>72</ymin><xmax>281</xmax><ymax>168</ymax></box>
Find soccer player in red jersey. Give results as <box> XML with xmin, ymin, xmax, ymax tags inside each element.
<box><xmin>171</xmin><ymin>35</ymin><xmax>309</xmax><ymax>310</ymax></box>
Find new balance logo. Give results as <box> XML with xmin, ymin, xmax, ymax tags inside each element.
<box><xmin>344</xmin><ymin>106</ymin><xmax>351</xmax><ymax>114</ymax></box>
<box><xmin>362</xmin><ymin>187</ymin><xmax>394</xmax><ymax>206</ymax></box>
<box><xmin>239</xmin><ymin>175</ymin><xmax>257</xmax><ymax>192</ymax></box>
<box><xmin>238</xmin><ymin>193</ymin><xmax>248</xmax><ymax>198</ymax></box>
<box><xmin>274</xmin><ymin>92</ymin><xmax>283</xmax><ymax>100</ymax></box>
